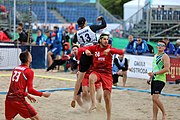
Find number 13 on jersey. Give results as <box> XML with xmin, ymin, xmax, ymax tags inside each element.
<box><xmin>80</xmin><ymin>33</ymin><xmax>91</xmax><ymax>43</ymax></box>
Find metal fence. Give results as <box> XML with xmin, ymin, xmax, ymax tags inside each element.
<box><xmin>123</xmin><ymin>3</ymin><xmax>151</xmax><ymax>38</ymax></box>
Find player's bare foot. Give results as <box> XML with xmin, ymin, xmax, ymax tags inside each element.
<box><xmin>96</xmin><ymin>103</ymin><xmax>105</xmax><ymax>112</ymax></box>
<box><xmin>71</xmin><ymin>100</ymin><xmax>76</xmax><ymax>108</ymax></box>
<box><xmin>162</xmin><ymin>114</ymin><xmax>167</xmax><ymax>120</ymax></box>
<box><xmin>89</xmin><ymin>104</ymin><xmax>96</xmax><ymax>112</ymax></box>
<box><xmin>81</xmin><ymin>102</ymin><xmax>90</xmax><ymax>113</ymax></box>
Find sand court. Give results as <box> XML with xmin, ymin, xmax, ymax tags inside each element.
<box><xmin>0</xmin><ymin>69</ymin><xmax>179</xmax><ymax>120</ymax></box>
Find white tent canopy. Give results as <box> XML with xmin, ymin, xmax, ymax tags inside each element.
<box><xmin>124</xmin><ymin>0</ymin><xmax>180</xmax><ymax>20</ymax></box>
<box><xmin>151</xmin><ymin>0</ymin><xmax>180</xmax><ymax>6</ymax></box>
<box><xmin>123</xmin><ymin>0</ymin><xmax>146</xmax><ymax>21</ymax></box>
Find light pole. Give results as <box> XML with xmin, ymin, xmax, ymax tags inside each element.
<box><xmin>13</xmin><ymin>0</ymin><xmax>16</xmax><ymax>40</ymax></box>
<box><xmin>45</xmin><ymin>0</ymin><xmax>47</xmax><ymax>24</ymax></box>
<box><xmin>97</xmin><ymin>0</ymin><xmax>100</xmax><ymax>17</ymax></box>
<box><xmin>135</xmin><ymin>0</ymin><xmax>140</xmax><ymax>24</ymax></box>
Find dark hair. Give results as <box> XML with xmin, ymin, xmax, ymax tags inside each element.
<box><xmin>98</xmin><ymin>33</ymin><xmax>109</xmax><ymax>43</ymax></box>
<box><xmin>0</xmin><ymin>27</ymin><xmax>4</xmax><ymax>31</ymax></box>
<box><xmin>77</xmin><ymin>17</ymin><xmax>86</xmax><ymax>27</ymax></box>
<box><xmin>158</xmin><ymin>40</ymin><xmax>166</xmax><ymax>46</ymax></box>
<box><xmin>18</xmin><ymin>23</ymin><xmax>24</xmax><ymax>28</ymax></box>
<box><xmin>19</xmin><ymin>50</ymin><xmax>29</xmax><ymax>63</ymax></box>
<box><xmin>100</xmin><ymin>33</ymin><xmax>109</xmax><ymax>39</ymax></box>
<box><xmin>137</xmin><ymin>37</ymin><xmax>142</xmax><ymax>41</ymax></box>
<box><xmin>45</xmin><ymin>30</ymin><xmax>50</xmax><ymax>33</ymax></box>
<box><xmin>72</xmin><ymin>44</ymin><xmax>79</xmax><ymax>49</ymax></box>
<box><xmin>54</xmin><ymin>26</ymin><xmax>59</xmax><ymax>29</ymax></box>
<box><xmin>17</xmin><ymin>27</ymin><xmax>22</xmax><ymax>31</ymax></box>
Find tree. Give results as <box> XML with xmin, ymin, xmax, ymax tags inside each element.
<box><xmin>100</xmin><ymin>0</ymin><xmax>131</xmax><ymax>19</ymax></box>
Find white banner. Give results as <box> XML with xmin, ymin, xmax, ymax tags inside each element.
<box><xmin>125</xmin><ymin>54</ymin><xmax>154</xmax><ymax>79</ymax></box>
<box><xmin>0</xmin><ymin>48</ymin><xmax>21</xmax><ymax>70</ymax></box>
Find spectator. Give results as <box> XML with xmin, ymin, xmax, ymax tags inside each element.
<box><xmin>15</xmin><ymin>27</ymin><xmax>28</xmax><ymax>45</ymax></box>
<box><xmin>62</xmin><ymin>27</ymin><xmax>70</xmax><ymax>44</ymax></box>
<box><xmin>125</xmin><ymin>22</ymin><xmax>130</xmax><ymax>32</ymax></box>
<box><xmin>115</xmin><ymin>28</ymin><xmax>120</xmax><ymax>37</ymax></box>
<box><xmin>34</xmin><ymin>30</ymin><xmax>46</xmax><ymax>46</ymax></box>
<box><xmin>18</xmin><ymin>23</ymin><xmax>27</xmax><ymax>35</ymax></box>
<box><xmin>126</xmin><ymin>35</ymin><xmax>135</xmax><ymax>54</ymax></box>
<box><xmin>3</xmin><ymin>28</ymin><xmax>13</xmax><ymax>39</ymax></box>
<box><xmin>0</xmin><ymin>5</ymin><xmax>8</xmax><ymax>19</ymax></box>
<box><xmin>68</xmin><ymin>23</ymin><xmax>75</xmax><ymax>34</ymax></box>
<box><xmin>69</xmin><ymin>45</ymin><xmax>79</xmax><ymax>73</ymax></box>
<box><xmin>175</xmin><ymin>47</ymin><xmax>180</xmax><ymax>58</ymax></box>
<box><xmin>0</xmin><ymin>5</ymin><xmax>7</xmax><ymax>12</ymax></box>
<box><xmin>174</xmin><ymin>39</ymin><xmax>180</xmax><ymax>58</ymax></box>
<box><xmin>142</xmin><ymin>39</ymin><xmax>150</xmax><ymax>53</ymax></box>
<box><xmin>44</xmin><ymin>30</ymin><xmax>53</xmax><ymax>50</ymax></box>
<box><xmin>147</xmin><ymin>43</ymin><xmax>154</xmax><ymax>53</ymax></box>
<box><xmin>0</xmin><ymin>30</ymin><xmax>10</xmax><ymax>42</ymax></box>
<box><xmin>163</xmin><ymin>37</ymin><xmax>175</xmax><ymax>55</ymax></box>
<box><xmin>112</xmin><ymin>54</ymin><xmax>129</xmax><ymax>87</ymax></box>
<box><xmin>47</xmin><ymin>26</ymin><xmax>63</xmax><ymax>67</ymax></box>
<box><xmin>17</xmin><ymin>22</ymin><xmax>34</xmax><ymax>44</ymax></box>
<box><xmin>32</xmin><ymin>23</ymin><xmax>38</xmax><ymax>33</ymax></box>
<box><xmin>133</xmin><ymin>37</ymin><xmax>147</xmax><ymax>55</ymax></box>
<box><xmin>46</xmin><ymin>42</ymin><xmax>71</xmax><ymax>72</ymax></box>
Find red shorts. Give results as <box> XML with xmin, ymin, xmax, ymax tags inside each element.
<box><xmin>82</xmin><ymin>73</ymin><xmax>101</xmax><ymax>90</ymax></box>
<box><xmin>90</xmin><ymin>71</ymin><xmax>112</xmax><ymax>92</ymax></box>
<box><xmin>5</xmin><ymin>100</ymin><xmax>37</xmax><ymax>119</ymax></box>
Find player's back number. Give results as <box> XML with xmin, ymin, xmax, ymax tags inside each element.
<box><xmin>80</xmin><ymin>33</ymin><xmax>91</xmax><ymax>43</ymax></box>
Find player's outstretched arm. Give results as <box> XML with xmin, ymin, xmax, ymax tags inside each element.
<box><xmin>42</xmin><ymin>92</ymin><xmax>51</xmax><ymax>98</ymax></box>
<box><xmin>110</xmin><ymin>48</ymin><xmax>125</xmax><ymax>55</ymax></box>
<box><xmin>104</xmin><ymin>48</ymin><xmax>124</xmax><ymax>55</ymax></box>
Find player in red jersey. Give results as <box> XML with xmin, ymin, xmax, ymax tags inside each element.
<box><xmin>84</xmin><ymin>33</ymin><xmax>124</xmax><ymax>120</ymax></box>
<box><xmin>81</xmin><ymin>66</ymin><xmax>103</xmax><ymax>110</ymax></box>
<box><xmin>70</xmin><ymin>44</ymin><xmax>103</xmax><ymax>110</ymax></box>
<box><xmin>5</xmin><ymin>50</ymin><xmax>51</xmax><ymax>120</ymax></box>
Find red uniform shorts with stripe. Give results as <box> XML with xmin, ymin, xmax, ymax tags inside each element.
<box><xmin>5</xmin><ymin>100</ymin><xmax>37</xmax><ymax>119</ymax></box>
<box><xmin>82</xmin><ymin>73</ymin><xmax>101</xmax><ymax>90</ymax></box>
<box><xmin>90</xmin><ymin>71</ymin><xmax>112</xmax><ymax>92</ymax></box>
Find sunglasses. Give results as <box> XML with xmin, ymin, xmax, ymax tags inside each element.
<box><xmin>157</xmin><ymin>44</ymin><xmax>165</xmax><ymax>47</ymax></box>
